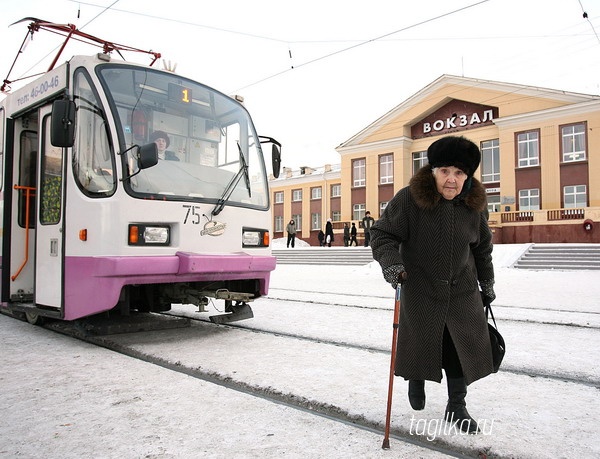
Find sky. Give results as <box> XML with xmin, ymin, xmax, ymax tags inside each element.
<box><xmin>1</xmin><ymin>0</ymin><xmax>600</xmax><ymax>170</ymax></box>
<box><xmin>2</xmin><ymin>242</ymin><xmax>599</xmax><ymax>457</ymax></box>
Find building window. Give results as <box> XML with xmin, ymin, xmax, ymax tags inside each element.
<box><xmin>331</xmin><ymin>184</ymin><xmax>341</xmax><ymax>197</ymax></box>
<box><xmin>487</xmin><ymin>194</ymin><xmax>501</xmax><ymax>213</ymax></box>
<box><xmin>379</xmin><ymin>154</ymin><xmax>393</xmax><ymax>184</ymax></box>
<box><xmin>481</xmin><ymin>139</ymin><xmax>500</xmax><ymax>183</ymax></box>
<box><xmin>311</xmin><ymin>213</ymin><xmax>322</xmax><ymax>230</ymax></box>
<box><xmin>311</xmin><ymin>187</ymin><xmax>322</xmax><ymax>199</ymax></box>
<box><xmin>564</xmin><ymin>185</ymin><xmax>587</xmax><ymax>208</ymax></box>
<box><xmin>561</xmin><ymin>123</ymin><xmax>586</xmax><ymax>162</ymax></box>
<box><xmin>274</xmin><ymin>191</ymin><xmax>284</xmax><ymax>203</ymax></box>
<box><xmin>332</xmin><ymin>211</ymin><xmax>341</xmax><ymax>222</ymax></box>
<box><xmin>379</xmin><ymin>201</ymin><xmax>388</xmax><ymax>217</ymax></box>
<box><xmin>517</xmin><ymin>131</ymin><xmax>539</xmax><ymax>167</ymax></box>
<box><xmin>519</xmin><ymin>188</ymin><xmax>540</xmax><ymax>210</ymax></box>
<box><xmin>274</xmin><ymin>215</ymin><xmax>283</xmax><ymax>232</ymax></box>
<box><xmin>353</xmin><ymin>203</ymin><xmax>366</xmax><ymax>221</ymax></box>
<box><xmin>292</xmin><ymin>189</ymin><xmax>302</xmax><ymax>202</ymax></box>
<box><xmin>413</xmin><ymin>151</ymin><xmax>427</xmax><ymax>175</ymax></box>
<box><xmin>292</xmin><ymin>214</ymin><xmax>302</xmax><ymax>229</ymax></box>
<box><xmin>353</xmin><ymin>158</ymin><xmax>366</xmax><ymax>187</ymax></box>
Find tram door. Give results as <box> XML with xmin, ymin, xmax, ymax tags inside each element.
<box><xmin>8</xmin><ymin>112</ymin><xmax>38</xmax><ymax>303</ymax></box>
<box><xmin>34</xmin><ymin>105</ymin><xmax>64</xmax><ymax>308</ymax></box>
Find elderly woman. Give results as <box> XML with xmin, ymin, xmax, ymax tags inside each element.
<box><xmin>370</xmin><ymin>136</ymin><xmax>496</xmax><ymax>434</ymax></box>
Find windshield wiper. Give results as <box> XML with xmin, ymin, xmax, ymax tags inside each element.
<box><xmin>211</xmin><ymin>142</ymin><xmax>251</xmax><ymax>216</ymax></box>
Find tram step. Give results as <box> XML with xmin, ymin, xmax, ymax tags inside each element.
<box><xmin>209</xmin><ymin>303</ymin><xmax>254</xmax><ymax>324</ymax></box>
<box><xmin>48</xmin><ymin>312</ymin><xmax>191</xmax><ymax>336</ymax></box>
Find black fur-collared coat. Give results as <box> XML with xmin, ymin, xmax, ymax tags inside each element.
<box><xmin>370</xmin><ymin>165</ymin><xmax>495</xmax><ymax>385</ymax></box>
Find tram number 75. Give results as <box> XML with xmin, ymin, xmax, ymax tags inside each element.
<box><xmin>182</xmin><ymin>205</ymin><xmax>203</xmax><ymax>224</ymax></box>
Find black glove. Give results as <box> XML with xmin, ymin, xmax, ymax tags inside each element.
<box><xmin>479</xmin><ymin>279</ymin><xmax>496</xmax><ymax>306</ymax></box>
<box><xmin>383</xmin><ymin>264</ymin><xmax>407</xmax><ymax>289</ymax></box>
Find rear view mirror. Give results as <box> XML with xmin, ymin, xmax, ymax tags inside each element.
<box><xmin>272</xmin><ymin>144</ymin><xmax>281</xmax><ymax>178</ymax></box>
<box><xmin>138</xmin><ymin>143</ymin><xmax>159</xmax><ymax>169</ymax></box>
<box><xmin>259</xmin><ymin>136</ymin><xmax>282</xmax><ymax>178</ymax></box>
<box><xmin>51</xmin><ymin>99</ymin><xmax>76</xmax><ymax>147</ymax></box>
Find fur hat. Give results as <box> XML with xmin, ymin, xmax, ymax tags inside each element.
<box><xmin>149</xmin><ymin>130</ymin><xmax>170</xmax><ymax>147</ymax></box>
<box><xmin>427</xmin><ymin>136</ymin><xmax>481</xmax><ymax>176</ymax></box>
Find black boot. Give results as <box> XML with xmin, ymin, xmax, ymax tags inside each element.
<box><xmin>408</xmin><ymin>380</ymin><xmax>425</xmax><ymax>410</ymax></box>
<box><xmin>444</xmin><ymin>377</ymin><xmax>479</xmax><ymax>434</ymax></box>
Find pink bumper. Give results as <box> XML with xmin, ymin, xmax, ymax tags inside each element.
<box><xmin>63</xmin><ymin>252</ymin><xmax>276</xmax><ymax>320</ymax></box>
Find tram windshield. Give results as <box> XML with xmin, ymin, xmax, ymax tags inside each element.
<box><xmin>97</xmin><ymin>65</ymin><xmax>269</xmax><ymax>209</ymax></box>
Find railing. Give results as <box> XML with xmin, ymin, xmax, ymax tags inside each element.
<box><xmin>547</xmin><ymin>208</ymin><xmax>585</xmax><ymax>221</ymax></box>
<box><xmin>499</xmin><ymin>208</ymin><xmax>586</xmax><ymax>224</ymax></box>
<box><xmin>501</xmin><ymin>211</ymin><xmax>534</xmax><ymax>223</ymax></box>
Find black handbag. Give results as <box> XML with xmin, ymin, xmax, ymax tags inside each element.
<box><xmin>485</xmin><ymin>303</ymin><xmax>505</xmax><ymax>373</ymax></box>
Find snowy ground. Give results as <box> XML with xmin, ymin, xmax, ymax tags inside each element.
<box><xmin>1</xmin><ymin>243</ymin><xmax>599</xmax><ymax>458</ymax></box>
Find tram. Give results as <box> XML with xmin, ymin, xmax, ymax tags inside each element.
<box><xmin>0</xmin><ymin>19</ymin><xmax>281</xmax><ymax>324</ymax></box>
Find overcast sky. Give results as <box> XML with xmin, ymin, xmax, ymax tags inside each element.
<box><xmin>2</xmin><ymin>0</ymin><xmax>599</xmax><ymax>169</ymax></box>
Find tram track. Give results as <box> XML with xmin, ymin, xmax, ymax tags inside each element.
<box><xmin>30</xmin><ymin>277</ymin><xmax>600</xmax><ymax>458</ymax></box>
<box><xmin>42</xmin><ymin>316</ymin><xmax>474</xmax><ymax>459</ymax></box>
<box><xmin>35</xmin><ymin>300</ymin><xmax>599</xmax><ymax>458</ymax></box>
<box><xmin>163</xmin><ymin>311</ymin><xmax>600</xmax><ymax>389</ymax></box>
<box><xmin>269</xmin><ymin>287</ymin><xmax>600</xmax><ymax>316</ymax></box>
<box><xmin>267</xmin><ymin>288</ymin><xmax>600</xmax><ymax>330</ymax></box>
<box><xmin>37</xmin><ymin>283</ymin><xmax>600</xmax><ymax>392</ymax></box>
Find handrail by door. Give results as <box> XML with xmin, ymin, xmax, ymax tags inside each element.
<box><xmin>11</xmin><ymin>184</ymin><xmax>36</xmax><ymax>281</ymax></box>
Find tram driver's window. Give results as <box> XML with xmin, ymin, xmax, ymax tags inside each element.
<box><xmin>72</xmin><ymin>69</ymin><xmax>116</xmax><ymax>197</ymax></box>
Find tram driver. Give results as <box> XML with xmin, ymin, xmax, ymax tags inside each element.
<box><xmin>150</xmin><ymin>130</ymin><xmax>180</xmax><ymax>161</ymax></box>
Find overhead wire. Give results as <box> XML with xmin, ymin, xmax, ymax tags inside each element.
<box><xmin>351</xmin><ymin>8</ymin><xmax>600</xmax><ymax>146</ymax></box>
<box><xmin>577</xmin><ymin>0</ymin><xmax>600</xmax><ymax>44</ymax></box>
<box><xmin>68</xmin><ymin>0</ymin><xmax>492</xmax><ymax>92</ymax></box>
<box><xmin>60</xmin><ymin>0</ymin><xmax>599</xmax><ymax>97</ymax></box>
<box><xmin>79</xmin><ymin>0</ymin><xmax>121</xmax><ymax>29</ymax></box>
<box><xmin>6</xmin><ymin>0</ymin><xmax>600</xmax><ymax>160</ymax></box>
<box><xmin>69</xmin><ymin>0</ymin><xmax>289</xmax><ymax>43</ymax></box>
<box><xmin>233</xmin><ymin>0</ymin><xmax>491</xmax><ymax>92</ymax></box>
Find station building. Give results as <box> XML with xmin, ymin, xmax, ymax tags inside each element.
<box><xmin>270</xmin><ymin>75</ymin><xmax>600</xmax><ymax>246</ymax></box>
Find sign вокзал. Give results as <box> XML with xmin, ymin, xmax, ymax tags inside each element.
<box><xmin>411</xmin><ymin>99</ymin><xmax>499</xmax><ymax>139</ymax></box>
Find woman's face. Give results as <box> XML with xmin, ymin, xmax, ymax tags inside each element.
<box><xmin>154</xmin><ymin>137</ymin><xmax>167</xmax><ymax>152</ymax></box>
<box><xmin>433</xmin><ymin>166</ymin><xmax>468</xmax><ymax>200</ymax></box>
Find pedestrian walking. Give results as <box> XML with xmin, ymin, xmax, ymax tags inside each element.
<box><xmin>349</xmin><ymin>222</ymin><xmax>358</xmax><ymax>246</ymax></box>
<box><xmin>325</xmin><ymin>219</ymin><xmax>334</xmax><ymax>247</ymax></box>
<box><xmin>286</xmin><ymin>220</ymin><xmax>297</xmax><ymax>248</ymax></box>
<box><xmin>370</xmin><ymin>135</ymin><xmax>496</xmax><ymax>434</ymax></box>
<box><xmin>317</xmin><ymin>229</ymin><xmax>325</xmax><ymax>247</ymax></box>
<box><xmin>362</xmin><ymin>211</ymin><xmax>375</xmax><ymax>247</ymax></box>
<box><xmin>343</xmin><ymin>223</ymin><xmax>350</xmax><ymax>246</ymax></box>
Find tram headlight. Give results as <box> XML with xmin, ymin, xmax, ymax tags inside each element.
<box><xmin>128</xmin><ymin>224</ymin><xmax>170</xmax><ymax>246</ymax></box>
<box><xmin>242</xmin><ymin>227</ymin><xmax>269</xmax><ymax>247</ymax></box>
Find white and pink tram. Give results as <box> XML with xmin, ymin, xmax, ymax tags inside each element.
<box><xmin>0</xmin><ymin>19</ymin><xmax>281</xmax><ymax>324</ymax></box>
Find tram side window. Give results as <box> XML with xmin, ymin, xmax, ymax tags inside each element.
<box><xmin>18</xmin><ymin>131</ymin><xmax>37</xmax><ymax>228</ymax></box>
<box><xmin>73</xmin><ymin>69</ymin><xmax>116</xmax><ymax>197</ymax></box>
<box><xmin>40</xmin><ymin>116</ymin><xmax>63</xmax><ymax>225</ymax></box>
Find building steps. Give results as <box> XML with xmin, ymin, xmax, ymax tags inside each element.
<box><xmin>274</xmin><ymin>244</ymin><xmax>600</xmax><ymax>270</ymax></box>
<box><xmin>273</xmin><ymin>246</ymin><xmax>374</xmax><ymax>265</ymax></box>
<box><xmin>514</xmin><ymin>244</ymin><xmax>600</xmax><ymax>270</ymax></box>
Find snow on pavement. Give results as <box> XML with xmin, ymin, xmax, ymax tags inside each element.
<box><xmin>1</xmin><ymin>243</ymin><xmax>599</xmax><ymax>458</ymax></box>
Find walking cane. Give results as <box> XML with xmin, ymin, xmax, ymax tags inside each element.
<box><xmin>382</xmin><ymin>284</ymin><xmax>401</xmax><ymax>449</ymax></box>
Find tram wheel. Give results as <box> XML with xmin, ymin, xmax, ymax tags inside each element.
<box><xmin>25</xmin><ymin>311</ymin><xmax>43</xmax><ymax>325</ymax></box>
